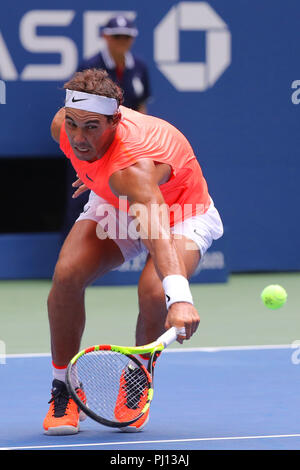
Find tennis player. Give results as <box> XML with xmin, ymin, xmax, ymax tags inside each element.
<box><xmin>43</xmin><ymin>68</ymin><xmax>223</xmax><ymax>435</ymax></box>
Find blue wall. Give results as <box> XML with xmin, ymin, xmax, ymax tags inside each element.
<box><xmin>0</xmin><ymin>0</ymin><xmax>299</xmax><ymax>276</ymax></box>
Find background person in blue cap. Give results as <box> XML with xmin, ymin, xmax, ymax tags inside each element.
<box><xmin>79</xmin><ymin>15</ymin><xmax>151</xmax><ymax>114</ymax></box>
<box><xmin>62</xmin><ymin>15</ymin><xmax>152</xmax><ymax>236</ymax></box>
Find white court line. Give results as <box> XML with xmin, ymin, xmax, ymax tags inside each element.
<box><xmin>5</xmin><ymin>344</ymin><xmax>295</xmax><ymax>359</ymax></box>
<box><xmin>166</xmin><ymin>344</ymin><xmax>294</xmax><ymax>353</ymax></box>
<box><xmin>1</xmin><ymin>433</ymin><xmax>300</xmax><ymax>450</ymax></box>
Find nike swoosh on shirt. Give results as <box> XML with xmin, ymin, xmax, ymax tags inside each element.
<box><xmin>86</xmin><ymin>173</ymin><xmax>94</xmax><ymax>182</ymax></box>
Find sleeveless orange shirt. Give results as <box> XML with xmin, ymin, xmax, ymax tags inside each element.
<box><xmin>60</xmin><ymin>106</ymin><xmax>211</xmax><ymax>226</ymax></box>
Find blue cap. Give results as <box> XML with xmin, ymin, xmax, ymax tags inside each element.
<box><xmin>102</xmin><ymin>16</ymin><xmax>138</xmax><ymax>37</ymax></box>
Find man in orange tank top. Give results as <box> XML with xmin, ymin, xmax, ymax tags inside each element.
<box><xmin>43</xmin><ymin>68</ymin><xmax>223</xmax><ymax>435</ymax></box>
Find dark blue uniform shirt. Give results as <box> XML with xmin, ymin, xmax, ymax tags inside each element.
<box><xmin>78</xmin><ymin>47</ymin><xmax>151</xmax><ymax>111</ymax></box>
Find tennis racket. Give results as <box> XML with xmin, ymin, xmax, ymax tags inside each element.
<box><xmin>66</xmin><ymin>326</ymin><xmax>185</xmax><ymax>428</ymax></box>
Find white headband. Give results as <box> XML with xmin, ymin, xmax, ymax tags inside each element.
<box><xmin>65</xmin><ymin>89</ymin><xmax>118</xmax><ymax>115</ymax></box>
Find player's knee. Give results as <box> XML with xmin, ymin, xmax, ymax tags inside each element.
<box><xmin>51</xmin><ymin>258</ymin><xmax>87</xmax><ymax>292</ymax></box>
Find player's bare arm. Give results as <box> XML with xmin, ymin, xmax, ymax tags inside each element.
<box><xmin>109</xmin><ymin>159</ymin><xmax>200</xmax><ymax>340</ymax></box>
<box><xmin>50</xmin><ymin>108</ymin><xmax>65</xmax><ymax>143</ymax></box>
<box><xmin>109</xmin><ymin>159</ymin><xmax>184</xmax><ymax>276</ymax></box>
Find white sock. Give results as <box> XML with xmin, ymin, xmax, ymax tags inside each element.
<box><xmin>52</xmin><ymin>362</ymin><xmax>67</xmax><ymax>383</ymax></box>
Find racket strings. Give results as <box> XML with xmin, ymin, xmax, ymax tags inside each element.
<box><xmin>123</xmin><ymin>364</ymin><xmax>148</xmax><ymax>409</ymax></box>
<box><xmin>70</xmin><ymin>350</ymin><xmax>150</xmax><ymax>425</ymax></box>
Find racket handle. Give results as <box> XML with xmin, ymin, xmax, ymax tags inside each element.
<box><xmin>157</xmin><ymin>327</ymin><xmax>186</xmax><ymax>348</ymax></box>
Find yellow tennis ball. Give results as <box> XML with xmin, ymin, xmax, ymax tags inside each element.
<box><xmin>261</xmin><ymin>285</ymin><xmax>287</xmax><ymax>309</ymax></box>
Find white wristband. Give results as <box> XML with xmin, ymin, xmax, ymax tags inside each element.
<box><xmin>162</xmin><ymin>275</ymin><xmax>194</xmax><ymax>310</ymax></box>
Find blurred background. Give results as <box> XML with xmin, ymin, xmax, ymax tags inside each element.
<box><xmin>0</xmin><ymin>0</ymin><xmax>299</xmax><ymax>353</ymax></box>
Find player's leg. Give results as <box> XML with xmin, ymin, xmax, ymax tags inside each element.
<box><xmin>136</xmin><ymin>201</ymin><xmax>223</xmax><ymax>346</ymax></box>
<box><xmin>123</xmin><ymin>204</ymin><xmax>223</xmax><ymax>432</ymax></box>
<box><xmin>48</xmin><ymin>219</ymin><xmax>124</xmax><ymax>367</ymax></box>
<box><xmin>136</xmin><ymin>237</ymin><xmax>200</xmax><ymax>346</ymax></box>
<box><xmin>117</xmin><ymin>236</ymin><xmax>200</xmax><ymax>433</ymax></box>
<box><xmin>44</xmin><ymin>218</ymin><xmax>124</xmax><ymax>435</ymax></box>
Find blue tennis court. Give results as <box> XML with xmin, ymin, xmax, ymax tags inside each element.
<box><xmin>1</xmin><ymin>346</ymin><xmax>300</xmax><ymax>450</ymax></box>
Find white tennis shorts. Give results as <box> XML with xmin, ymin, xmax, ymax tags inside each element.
<box><xmin>76</xmin><ymin>191</ymin><xmax>224</xmax><ymax>262</ymax></box>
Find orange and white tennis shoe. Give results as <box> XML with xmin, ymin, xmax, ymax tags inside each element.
<box><xmin>120</xmin><ymin>408</ymin><xmax>150</xmax><ymax>432</ymax></box>
<box><xmin>114</xmin><ymin>363</ymin><xmax>150</xmax><ymax>432</ymax></box>
<box><xmin>43</xmin><ymin>379</ymin><xmax>86</xmax><ymax>435</ymax></box>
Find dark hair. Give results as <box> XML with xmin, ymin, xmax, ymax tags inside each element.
<box><xmin>64</xmin><ymin>68</ymin><xmax>124</xmax><ymax>108</ymax></box>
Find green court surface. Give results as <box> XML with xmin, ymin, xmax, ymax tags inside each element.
<box><xmin>0</xmin><ymin>272</ymin><xmax>299</xmax><ymax>355</ymax></box>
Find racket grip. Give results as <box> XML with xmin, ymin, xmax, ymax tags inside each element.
<box><xmin>158</xmin><ymin>327</ymin><xmax>186</xmax><ymax>347</ymax></box>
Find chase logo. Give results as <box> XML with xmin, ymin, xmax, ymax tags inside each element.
<box><xmin>0</xmin><ymin>4</ymin><xmax>231</xmax><ymax>92</ymax></box>
<box><xmin>154</xmin><ymin>2</ymin><xmax>231</xmax><ymax>91</ymax></box>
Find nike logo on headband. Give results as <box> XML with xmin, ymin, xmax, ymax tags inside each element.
<box><xmin>72</xmin><ymin>97</ymin><xmax>88</xmax><ymax>103</ymax></box>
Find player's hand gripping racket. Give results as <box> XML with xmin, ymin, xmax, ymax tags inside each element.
<box><xmin>66</xmin><ymin>326</ymin><xmax>185</xmax><ymax>428</ymax></box>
